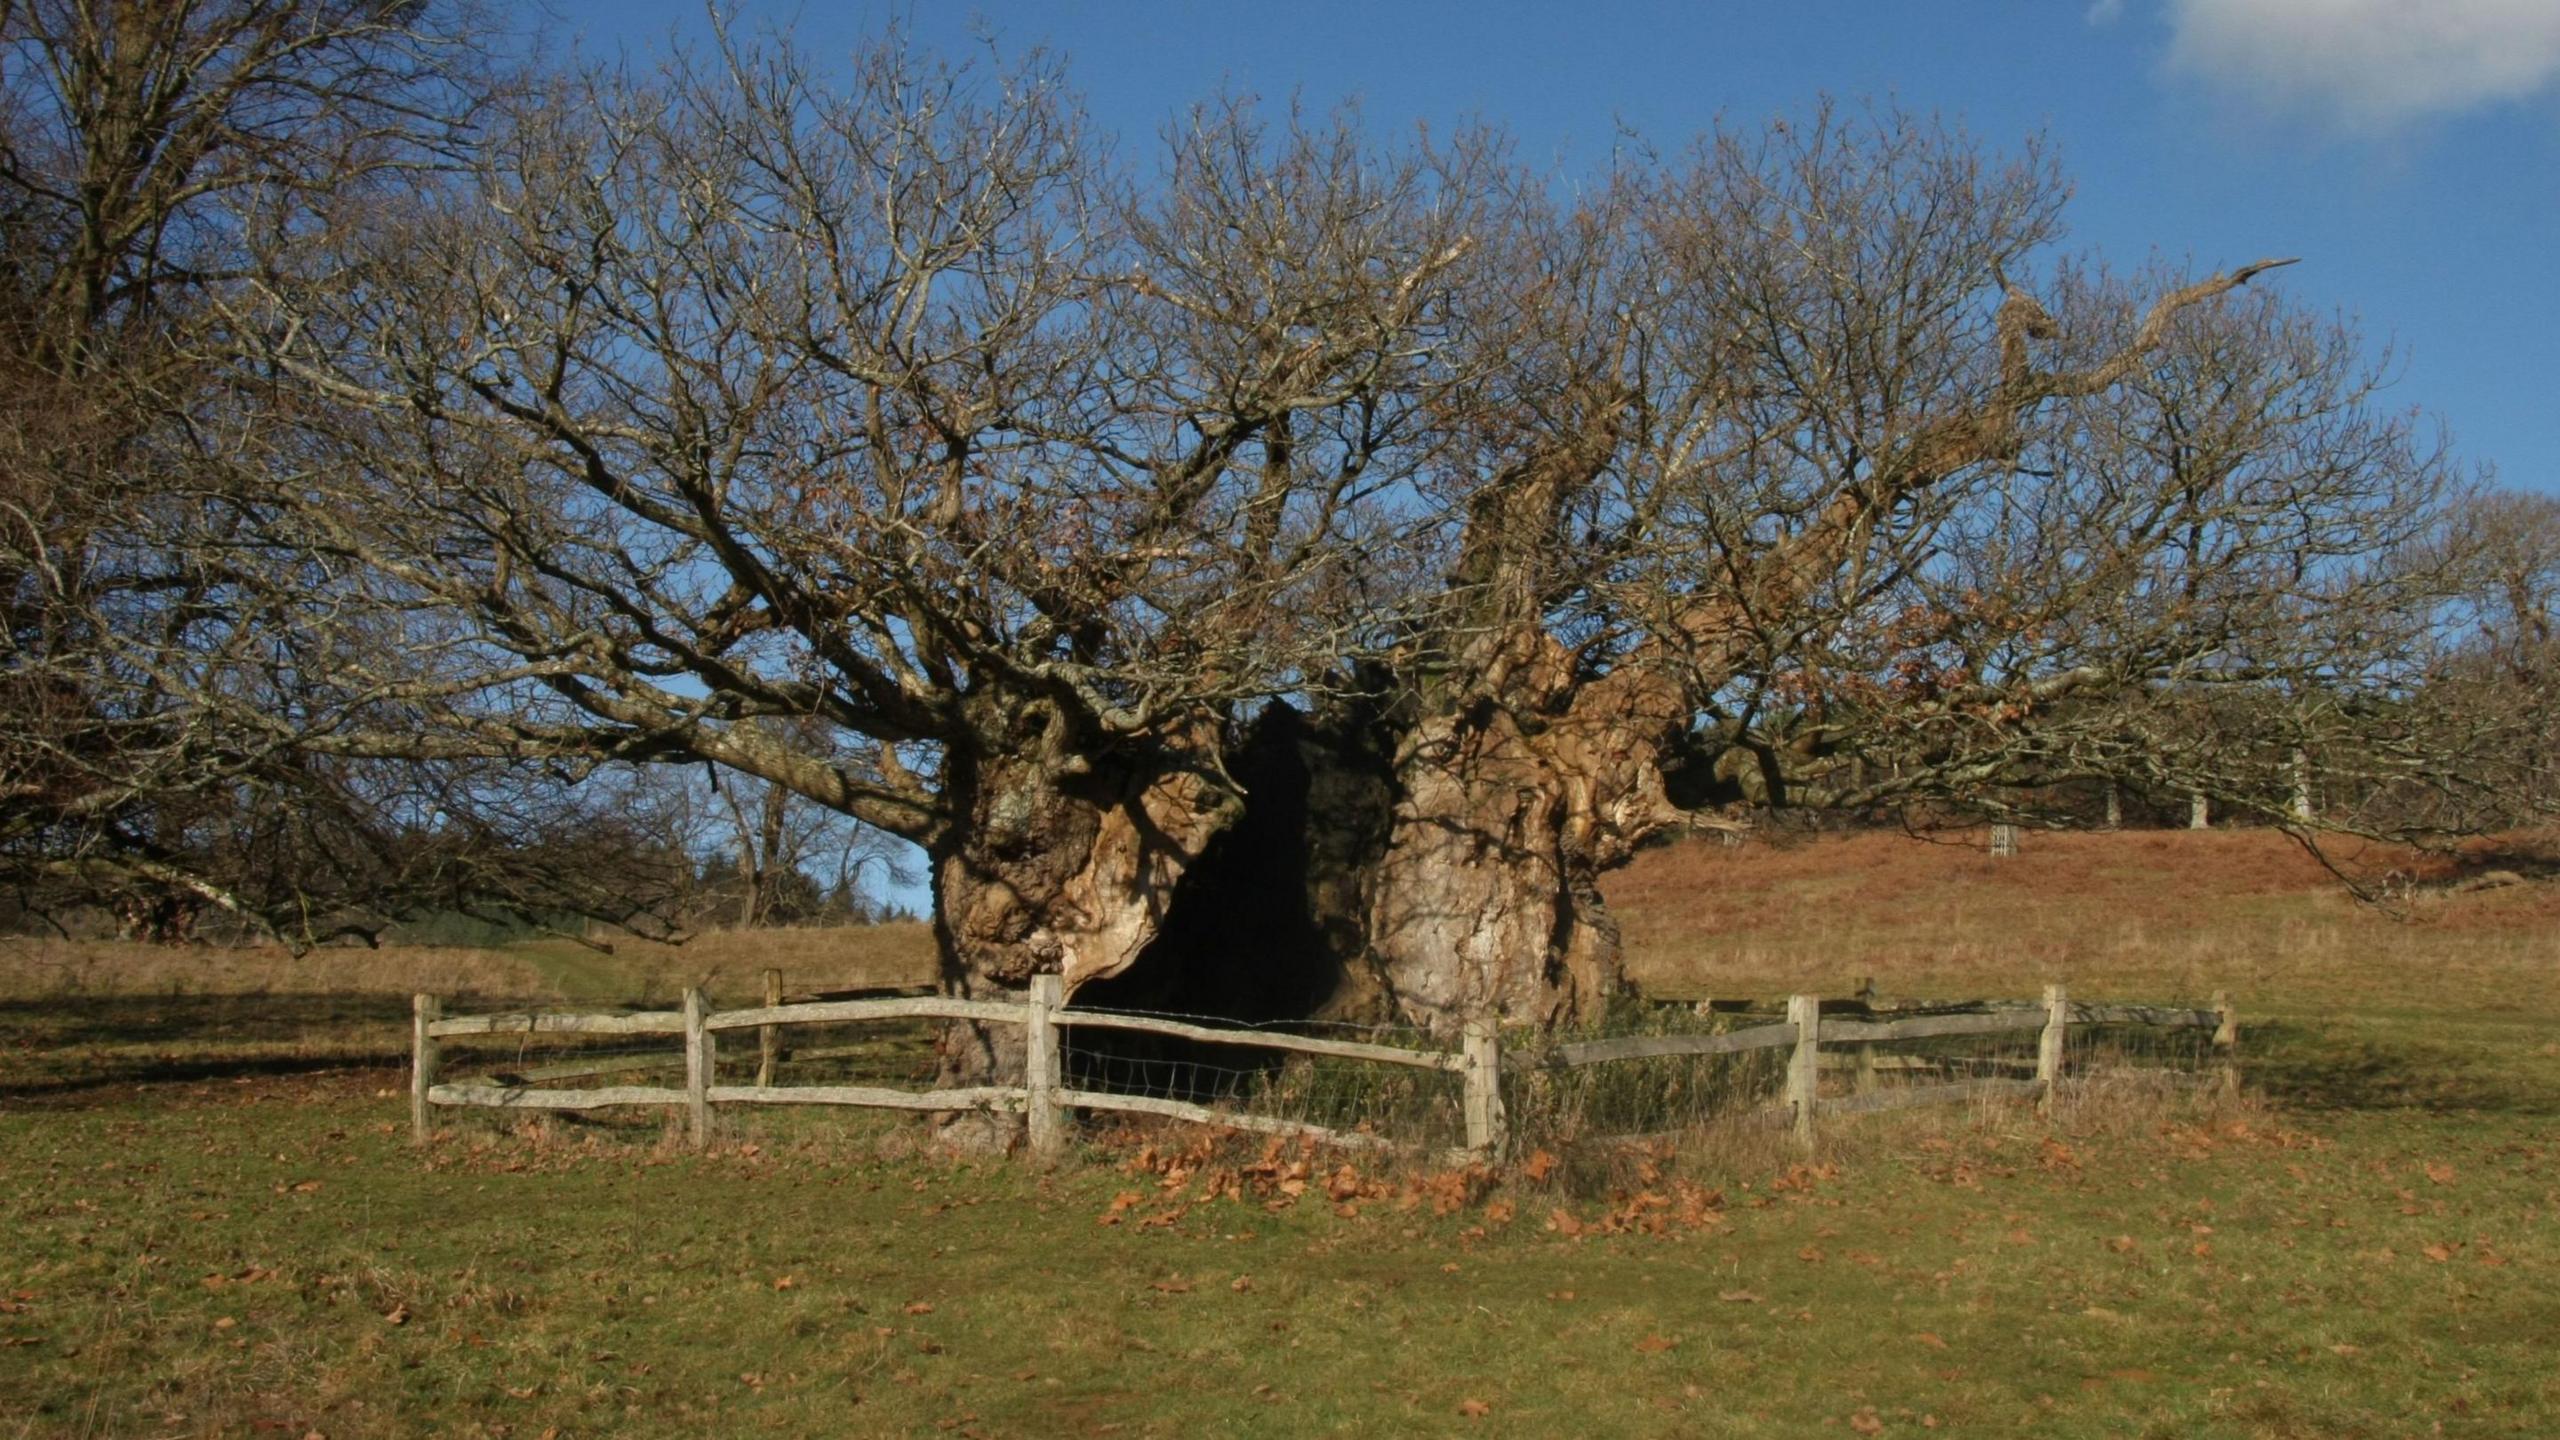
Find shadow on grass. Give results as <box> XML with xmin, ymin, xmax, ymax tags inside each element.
<box><xmin>2244</xmin><ymin>1017</ymin><xmax>2560</xmax><ymax>1117</ymax></box>
<box><xmin>0</xmin><ymin>991</ymin><xmax>524</xmax><ymax>1103</ymax></box>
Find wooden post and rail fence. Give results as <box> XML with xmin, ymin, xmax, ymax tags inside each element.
<box><xmin>410</xmin><ymin>980</ymin><xmax>2239</xmax><ymax>1160</ymax></box>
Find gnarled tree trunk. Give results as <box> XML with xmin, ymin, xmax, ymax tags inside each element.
<box><xmin>1365</xmin><ymin>635</ymin><xmax>1690</xmax><ymax>1031</ymax></box>
<box><xmin>928</xmin><ymin>709</ymin><xmax>1238</xmax><ymax>1148</ymax></box>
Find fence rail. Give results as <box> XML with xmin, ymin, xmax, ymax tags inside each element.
<box><xmin>410</xmin><ymin>978</ymin><xmax>2238</xmax><ymax>1160</ymax></box>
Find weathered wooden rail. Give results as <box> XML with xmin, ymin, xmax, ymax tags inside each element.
<box><xmin>411</xmin><ymin>978</ymin><xmax>2237</xmax><ymax>1159</ymax></box>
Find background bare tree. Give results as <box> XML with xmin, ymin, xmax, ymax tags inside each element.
<box><xmin>0</xmin><ymin>0</ymin><xmax>613</xmax><ymax>944</ymax></box>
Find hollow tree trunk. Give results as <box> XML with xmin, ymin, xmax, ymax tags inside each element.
<box><xmin>1074</xmin><ymin>701</ymin><xmax>1398</xmax><ymax>1026</ymax></box>
<box><xmin>928</xmin><ymin>712</ymin><xmax>1238</xmax><ymax>1149</ymax></box>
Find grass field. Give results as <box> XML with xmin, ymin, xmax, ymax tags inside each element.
<box><xmin>4</xmin><ymin>832</ymin><xmax>2556</xmax><ymax>1438</ymax></box>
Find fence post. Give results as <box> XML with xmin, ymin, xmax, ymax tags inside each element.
<box><xmin>1989</xmin><ymin>823</ymin><xmax>2019</xmax><ymax>858</ymax></box>
<box><xmin>410</xmin><ymin>993</ymin><xmax>440</xmax><ymax>1145</ymax></box>
<box><xmin>2211</xmin><ymin>990</ymin><xmax>2240</xmax><ymax>1100</ymax></box>
<box><xmin>756</xmin><ymin>966</ymin><xmax>782</xmax><ymax>1088</ymax></box>
<box><xmin>2037</xmin><ymin>984</ymin><xmax>2068</xmax><ymax>1111</ymax></box>
<box><xmin>683</xmin><ymin>987</ymin><xmax>712</xmax><ymax>1149</ymax></box>
<box><xmin>1462</xmin><ymin>1013</ymin><xmax>1506</xmax><ymax>1161</ymax></box>
<box><xmin>1025</xmin><ymin>973</ymin><xmax>1065</xmax><ymax>1162</ymax></box>
<box><xmin>1786</xmin><ymin>994</ymin><xmax>1820</xmax><ymax>1147</ymax></box>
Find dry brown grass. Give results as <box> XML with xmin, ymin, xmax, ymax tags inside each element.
<box><xmin>657</xmin><ymin>921</ymin><xmax>936</xmax><ymax>994</ymax></box>
<box><xmin>0</xmin><ymin>937</ymin><xmax>554</xmax><ymax>998</ymax></box>
<box><xmin>1607</xmin><ymin>826</ymin><xmax>2560</xmax><ymax>1019</ymax></box>
<box><xmin>0</xmin><ymin>921</ymin><xmax>937</xmax><ymax>1006</ymax></box>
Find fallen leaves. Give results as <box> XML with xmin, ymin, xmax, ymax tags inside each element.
<box><xmin>1457</xmin><ymin>1398</ymin><xmax>1493</xmax><ymax>1418</ymax></box>
<box><xmin>1634</xmin><ymin>1334</ymin><xmax>1678</xmax><ymax>1354</ymax></box>
<box><xmin>1094</xmin><ymin>1136</ymin><xmax>1498</xmax><ymax>1225</ymax></box>
<box><xmin>1542</xmin><ymin>1181</ymin><xmax>1729</xmax><ymax>1237</ymax></box>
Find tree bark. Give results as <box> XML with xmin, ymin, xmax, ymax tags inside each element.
<box><xmin>927</xmin><ymin>709</ymin><xmax>1239</xmax><ymax>1147</ymax></box>
<box><xmin>1366</xmin><ymin>631</ymin><xmax>1688</xmax><ymax>1031</ymax></box>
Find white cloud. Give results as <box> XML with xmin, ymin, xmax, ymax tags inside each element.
<box><xmin>2165</xmin><ymin>0</ymin><xmax>2560</xmax><ymax>130</ymax></box>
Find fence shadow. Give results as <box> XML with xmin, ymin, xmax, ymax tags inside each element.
<box><xmin>0</xmin><ymin>991</ymin><xmax>496</xmax><ymax>1102</ymax></box>
<box><xmin>2241</xmin><ymin>1017</ymin><xmax>2560</xmax><ymax>1117</ymax></box>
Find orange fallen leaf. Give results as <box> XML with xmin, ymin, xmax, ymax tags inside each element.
<box><xmin>1634</xmin><ymin>1335</ymin><xmax>1678</xmax><ymax>1354</ymax></box>
<box><xmin>1912</xmin><ymin>1332</ymin><xmax>1948</xmax><ymax>1350</ymax></box>
<box><xmin>1522</xmin><ymin>1150</ymin><xmax>1558</xmax><ymax>1182</ymax></box>
<box><xmin>1458</xmin><ymin>1398</ymin><xmax>1493</xmax><ymax>1418</ymax></box>
<box><xmin>903</xmin><ymin>1301</ymin><xmax>935</xmax><ymax>1315</ymax></box>
<box><xmin>2424</xmin><ymin>1162</ymin><xmax>2456</xmax><ymax>1187</ymax></box>
<box><xmin>1849</xmin><ymin>1408</ymin><xmax>1886</xmax><ymax>1435</ymax></box>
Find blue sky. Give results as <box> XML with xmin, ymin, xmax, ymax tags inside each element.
<box><xmin>547</xmin><ymin>0</ymin><xmax>2560</xmax><ymax>500</ymax></box>
<box><xmin>535</xmin><ymin>1</ymin><xmax>2560</xmax><ymax>913</ymax></box>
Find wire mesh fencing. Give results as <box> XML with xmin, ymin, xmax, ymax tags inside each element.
<box><xmin>412</xmin><ymin>979</ymin><xmax>2238</xmax><ymax>1160</ymax></box>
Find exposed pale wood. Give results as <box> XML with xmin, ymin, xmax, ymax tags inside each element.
<box><xmin>1786</xmin><ymin>995</ymin><xmax>1820</xmax><ymax>1147</ymax></box>
<box><xmin>1025</xmin><ymin>974</ymin><xmax>1065</xmax><ymax>1161</ymax></box>
<box><xmin>1822</xmin><ymin>1077</ymin><xmax>2041</xmax><ymax>1115</ymax></box>
<box><xmin>683</xmin><ymin>988</ymin><xmax>711</xmax><ymax>1150</ymax></box>
<box><xmin>1462</xmin><ymin>1014</ymin><xmax>1505</xmax><ymax>1158</ymax></box>
<box><xmin>1818</xmin><ymin>1010</ymin><xmax>2044</xmax><ymax>1043</ymax></box>
<box><xmin>1054</xmin><ymin>1010</ymin><xmax>1462</xmax><ymax>1071</ymax></box>
<box><xmin>428</xmin><ymin>1010</ymin><xmax>685</xmax><ymax>1037</ymax></box>
<box><xmin>1054</xmin><ymin>1089</ymin><xmax>1398</xmax><ymax>1152</ymax></box>
<box><xmin>1540</xmin><ymin>1021</ymin><xmax>1799</xmax><ymax>1069</ymax></box>
<box><xmin>757</xmin><ymin>967</ymin><xmax>782</xmax><ymax>1089</ymax></box>
<box><xmin>703</xmin><ymin>996</ymin><xmax>1023</xmax><ymax>1031</ymax></box>
<box><xmin>2213</xmin><ymin>990</ymin><xmax>2240</xmax><ymax>1099</ymax></box>
<box><xmin>430</xmin><ymin>1084</ymin><xmax>686</xmax><ymax>1110</ymax></box>
<box><xmin>1853</xmin><ymin>1040</ymin><xmax>1879</xmax><ymax>1095</ymax></box>
<box><xmin>411</xmin><ymin>994</ymin><xmax>439</xmax><ymax>1144</ymax></box>
<box><xmin>2038</xmin><ymin>984</ymin><xmax>2068</xmax><ymax>1112</ymax></box>
<box><xmin>706</xmin><ymin>1085</ymin><xmax>1025</xmax><ymax>1111</ymax></box>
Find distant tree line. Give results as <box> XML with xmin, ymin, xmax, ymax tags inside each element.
<box><xmin>4</xmin><ymin>4</ymin><xmax>2550</xmax><ymax>1113</ymax></box>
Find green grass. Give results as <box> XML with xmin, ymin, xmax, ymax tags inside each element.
<box><xmin>5</xmin><ymin>840</ymin><xmax>2559</xmax><ymax>1437</ymax></box>
<box><xmin>5</xmin><ymin>1079</ymin><xmax>2552</xmax><ymax>1437</ymax></box>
